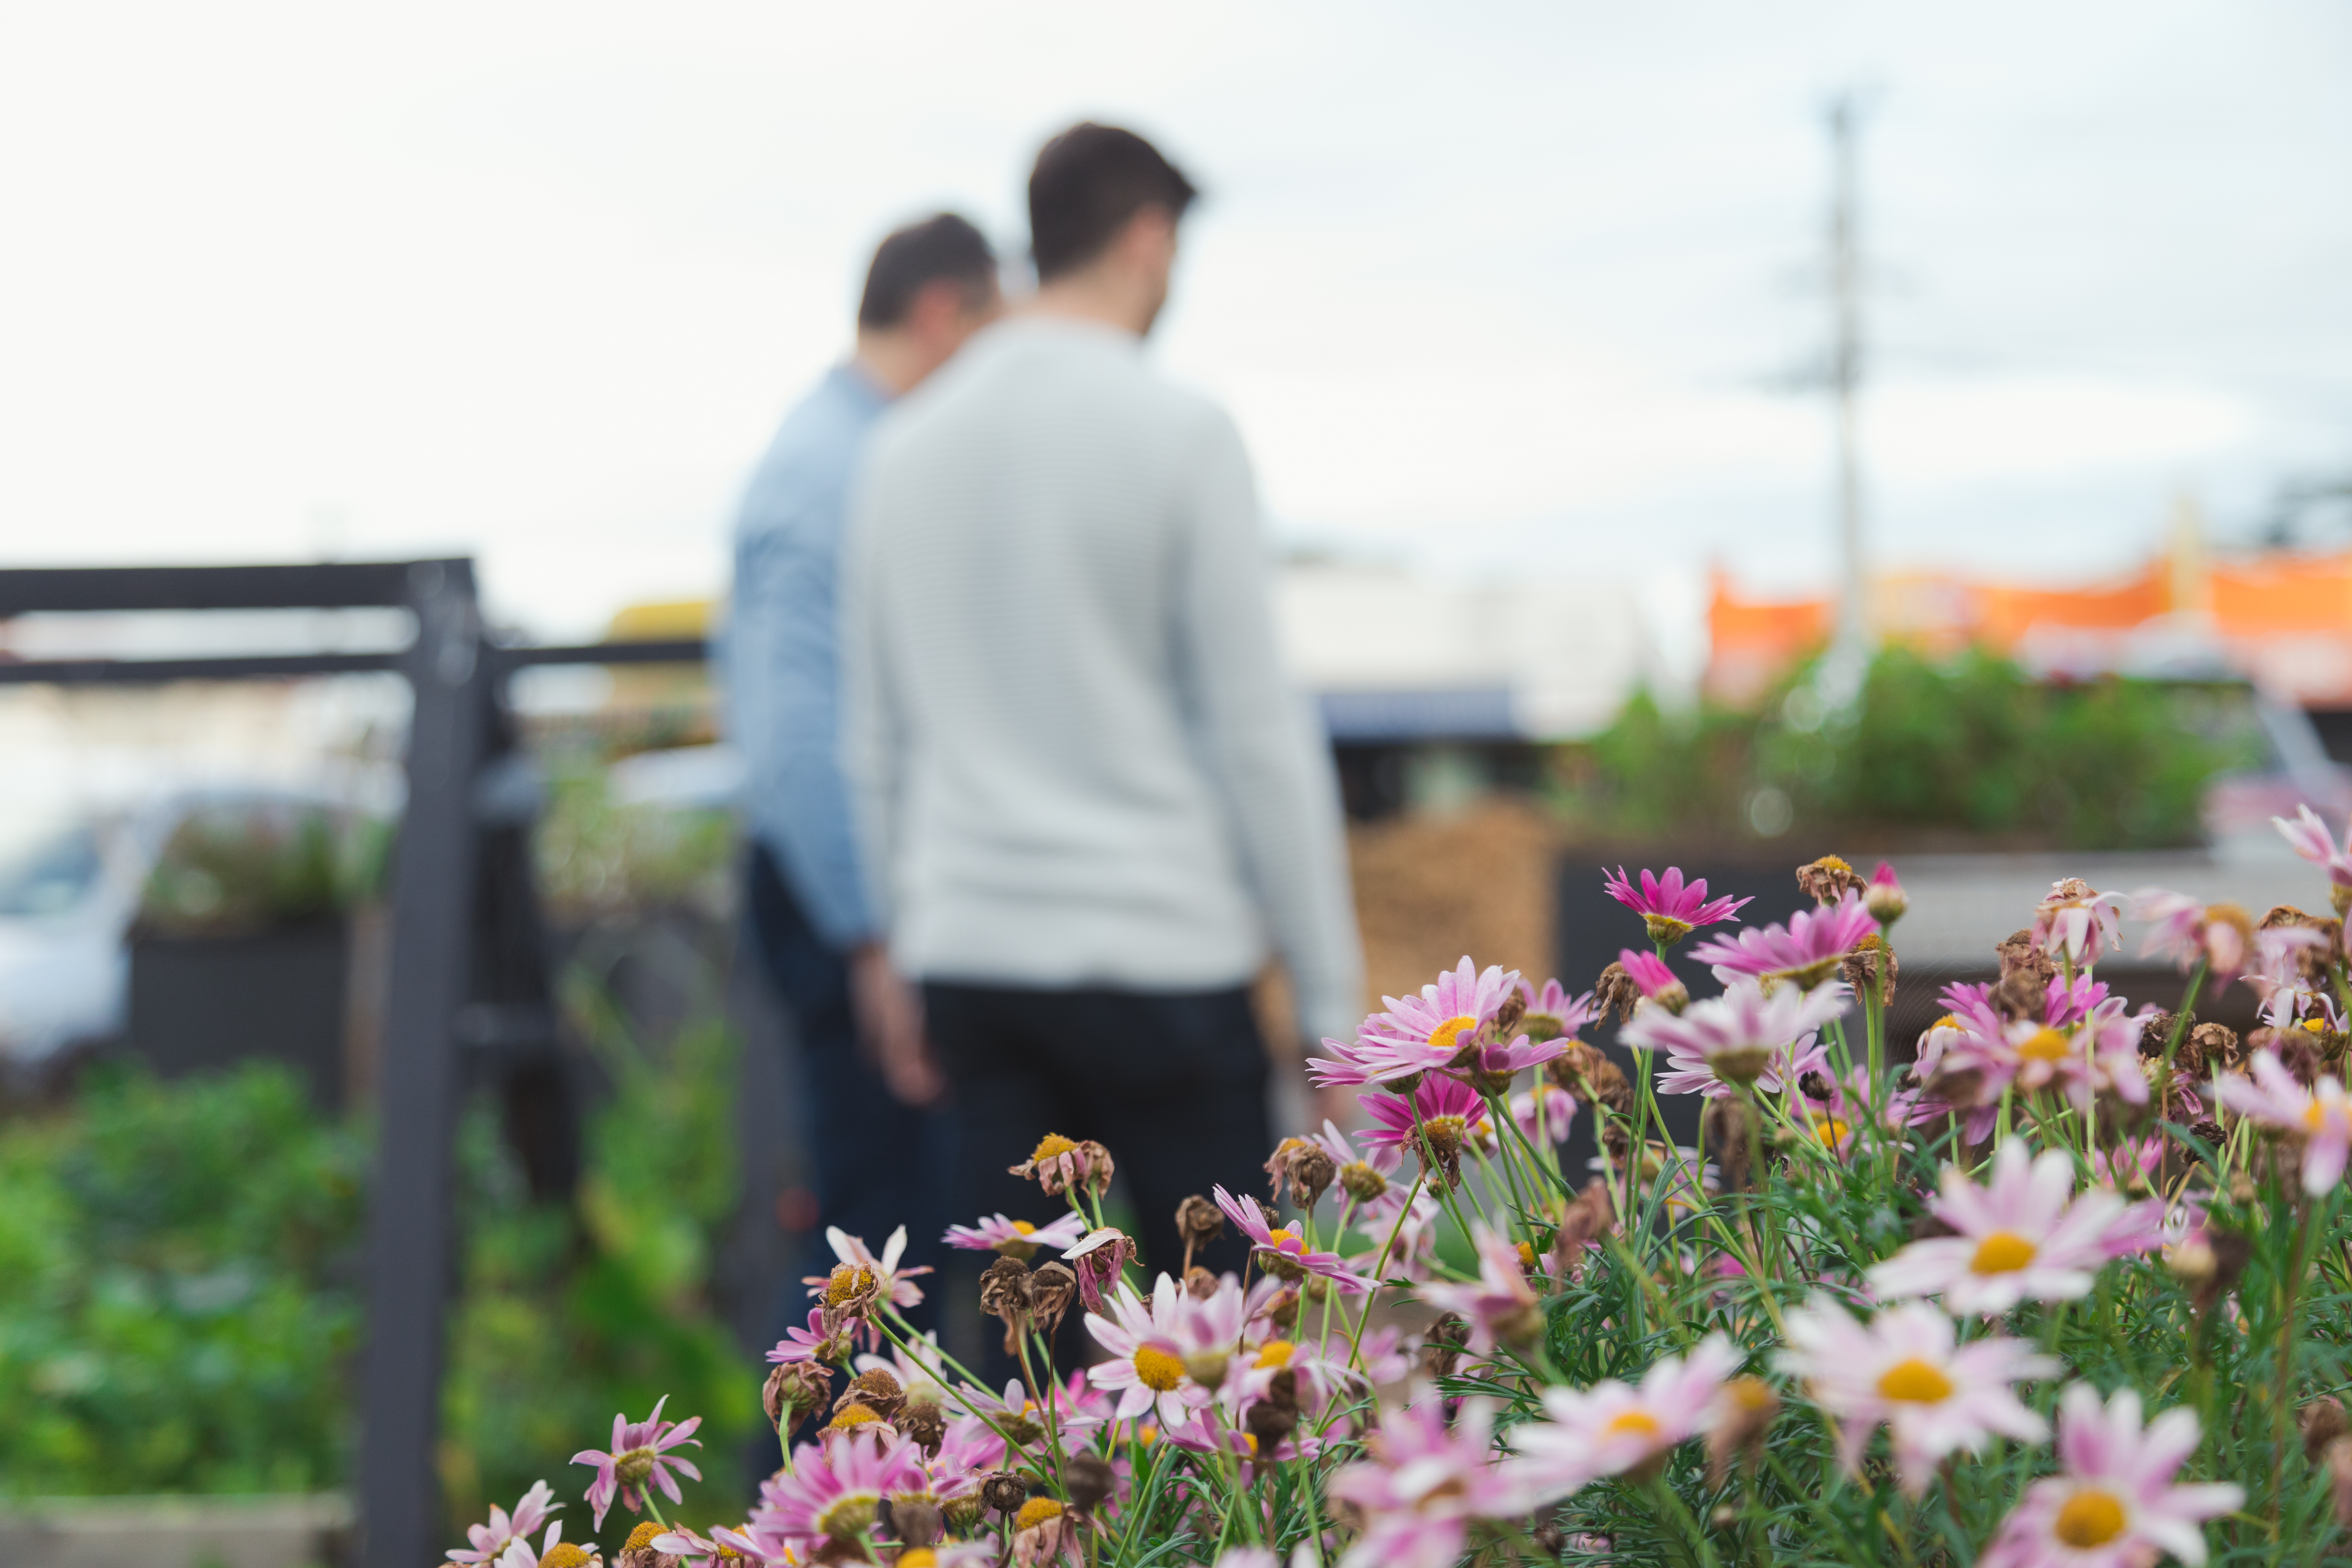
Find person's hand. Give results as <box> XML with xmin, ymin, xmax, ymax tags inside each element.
<box><xmin>849</xmin><ymin>943</ymin><xmax>946</xmax><ymax>1107</ymax></box>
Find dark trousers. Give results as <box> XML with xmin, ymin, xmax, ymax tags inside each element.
<box><xmin>924</xmin><ymin>980</ymin><xmax>1272</xmax><ymax>1384</ymax></box>
<box><xmin>745</xmin><ymin>846</ymin><xmax>954</xmax><ymax>1341</ymax></box>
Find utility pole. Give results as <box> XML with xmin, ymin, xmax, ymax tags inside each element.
<box><xmin>1819</xmin><ymin>92</ymin><xmax>1872</xmax><ymax>705</ymax></box>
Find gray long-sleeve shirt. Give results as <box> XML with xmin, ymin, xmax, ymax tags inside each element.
<box><xmin>841</xmin><ymin>315</ymin><xmax>1363</xmax><ymax>1046</ymax></box>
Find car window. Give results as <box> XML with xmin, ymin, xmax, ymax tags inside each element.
<box><xmin>0</xmin><ymin>822</ymin><xmax>103</xmax><ymax>918</ymax></box>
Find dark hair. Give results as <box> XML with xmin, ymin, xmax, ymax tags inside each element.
<box><xmin>857</xmin><ymin>213</ymin><xmax>997</xmax><ymax>330</ymax></box>
<box><xmin>1027</xmin><ymin>122</ymin><xmax>1199</xmax><ymax>282</ymax></box>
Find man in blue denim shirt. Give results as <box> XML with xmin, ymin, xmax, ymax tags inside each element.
<box><xmin>723</xmin><ymin>214</ymin><xmax>999</xmax><ymax>1332</ymax></box>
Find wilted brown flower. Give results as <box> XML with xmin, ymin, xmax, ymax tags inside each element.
<box><xmin>2137</xmin><ymin>1009</ymin><xmax>2183</xmax><ymax>1064</ymax></box>
<box><xmin>827</xmin><ymin>1402</ymin><xmax>896</xmax><ymax>1439</ymax></box>
<box><xmin>980</xmin><ymin>1255</ymin><xmax>1034</xmax><ymax>1352</ymax></box>
<box><xmin>618</xmin><ymin>1521</ymin><xmax>673</xmax><ymax>1568</ymax></box>
<box><xmin>1265</xmin><ymin>1139</ymin><xmax>1338</xmax><ymax>1210</ymax></box>
<box><xmin>1066</xmin><ymin>1226</ymin><xmax>1135</xmax><ymax>1314</ymax></box>
<box><xmin>835</xmin><ymin>1368</ymin><xmax>905</xmax><ymax>1423</ymax></box>
<box><xmin>1840</xmin><ymin>933</ymin><xmax>1897</xmax><ymax>1004</ymax></box>
<box><xmin>1594</xmin><ymin>961</ymin><xmax>1641</xmax><ymax>1026</ymax></box>
<box><xmin>2279</xmin><ymin>1030</ymin><xmax>2324</xmax><ymax>1088</ymax></box>
<box><xmin>764</xmin><ymin>1358</ymin><xmax>834</xmax><ymax>1429</ymax></box>
<box><xmin>891</xmin><ymin>1498</ymin><xmax>944</xmax><ymax>1548</ymax></box>
<box><xmin>1245</xmin><ymin>1368</ymin><xmax>1301</xmax><ymax>1451</ymax></box>
<box><xmin>898</xmin><ymin>1389</ymin><xmax>947</xmax><ymax>1456</ymax></box>
<box><xmin>1706</xmin><ymin>1376</ymin><xmax>1782</xmax><ymax>1487</ymax></box>
<box><xmin>1795</xmin><ymin>854</ymin><xmax>1864</xmax><ymax>904</ymax></box>
<box><xmin>2262</xmin><ymin>904</ymin><xmax>2344</xmax><ymax>984</ymax></box>
<box><xmin>2302</xmin><ymin>1395</ymin><xmax>2348</xmax><ymax>1463</ymax></box>
<box><xmin>2191</xmin><ymin>1023</ymin><xmax>2243</xmax><ymax>1079</ymax></box>
<box><xmin>1419</xmin><ymin>1314</ymin><xmax>1470</xmax><ymax>1380</ymax></box>
<box><xmin>1548</xmin><ymin>1043</ymin><xmax>1632</xmax><ymax>1118</ymax></box>
<box><xmin>979</xmin><ymin>1470</ymin><xmax>1032</xmax><ymax>1516</ymax></box>
<box><xmin>2330</xmin><ymin>1436</ymin><xmax>2352</xmax><ymax>1528</ymax></box>
<box><xmin>1549</xmin><ymin>1178</ymin><xmax>1616</xmax><ymax>1279</ymax></box>
<box><xmin>1990</xmin><ymin>967</ymin><xmax>2047</xmax><ymax>1024</ymax></box>
<box><xmin>1012</xmin><ymin>1498</ymin><xmax>1074</xmax><ymax>1568</ymax></box>
<box><xmin>1995</xmin><ymin>928</ymin><xmax>2057</xmax><ymax>989</ymax></box>
<box><xmin>820</xmin><ymin>1262</ymin><xmax>880</xmax><ymax>1330</ymax></box>
<box><xmin>1065</xmin><ymin>1452</ymin><xmax>1116</xmax><ymax>1517</ymax></box>
<box><xmin>1029</xmin><ymin>1262</ymin><xmax>1079</xmax><ymax>1339</ymax></box>
<box><xmin>1008</xmin><ymin>1132</ymin><xmax>1112</xmax><ymax>1197</ymax></box>
<box><xmin>1703</xmin><ymin>1097</ymin><xmax>1758</xmax><ymax>1194</ymax></box>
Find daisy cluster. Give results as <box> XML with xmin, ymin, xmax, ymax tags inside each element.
<box><xmin>448</xmin><ymin>819</ymin><xmax>2352</xmax><ymax>1566</ymax></box>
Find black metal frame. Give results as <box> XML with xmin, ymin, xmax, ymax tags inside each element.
<box><xmin>0</xmin><ymin>561</ymin><xmax>707</xmax><ymax>1568</ymax></box>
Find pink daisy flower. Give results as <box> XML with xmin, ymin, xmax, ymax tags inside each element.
<box><xmin>1211</xmin><ymin>1185</ymin><xmax>1371</xmax><ymax>1293</ymax></box>
<box><xmin>570</xmin><ymin>1395</ymin><xmax>702</xmax><ymax>1530</ymax></box>
<box><xmin>448</xmin><ymin>1480</ymin><xmax>558</xmax><ymax>1566</ymax></box>
<box><xmin>490</xmin><ymin>1523</ymin><xmax>575</xmax><ymax>1568</ymax></box>
<box><xmin>1617</xmin><ymin>948</ymin><xmax>1687</xmax><ymax>1004</ymax></box>
<box><xmin>767</xmin><ymin>1306</ymin><xmax>839</xmax><ymax>1365</ymax></box>
<box><xmin>1519</xmin><ymin>977</ymin><xmax>1600</xmax><ymax>1040</ymax></box>
<box><xmin>2133</xmin><ymin>889</ymin><xmax>2318</xmax><ymax>993</ymax></box>
<box><xmin>2032</xmin><ymin>879</ymin><xmax>2127</xmax><ymax>968</ymax></box>
<box><xmin>649</xmin><ymin>1524</ymin><xmax>770</xmax><ymax>1567</ymax></box>
<box><xmin>1329</xmin><ymin>1398</ymin><xmax>1532</xmax><ymax>1568</ymax></box>
<box><xmin>2210</xmin><ymin>1050</ymin><xmax>2352</xmax><ymax>1196</ymax></box>
<box><xmin>1509</xmin><ymin>1335</ymin><xmax>1742</xmax><ymax>1499</ymax></box>
<box><xmin>1627</xmin><ymin>976</ymin><xmax>1851</xmax><ymax>1096</ymax></box>
<box><xmin>1604</xmin><ymin>866</ymin><xmax>1753</xmax><ymax>946</ymax></box>
<box><xmin>1688</xmin><ymin>891</ymin><xmax>1879</xmax><ymax>990</ymax></box>
<box><xmin>1512</xmin><ymin>1083</ymin><xmax>1577</xmax><ymax>1144</ymax></box>
<box><xmin>750</xmin><ymin>1427</ymin><xmax>925</xmax><ymax>1551</ymax></box>
<box><xmin>1928</xmin><ymin>976</ymin><xmax>2149</xmax><ymax>1119</ymax></box>
<box><xmin>2274</xmin><ymin>803</ymin><xmax>2352</xmax><ymax>907</ymax></box>
<box><xmin>1358</xmin><ymin>1072</ymin><xmax>1490</xmax><ymax>1155</ymax></box>
<box><xmin>1083</xmin><ymin>1275</ymin><xmax>1220</xmax><ymax>1428</ymax></box>
<box><xmin>1417</xmin><ymin>1225</ymin><xmax>1546</xmax><ymax>1356</ymax></box>
<box><xmin>1869</xmin><ymin>1142</ymin><xmax>2134</xmax><ymax>1314</ymax></box>
<box><xmin>1779</xmin><ymin>1296</ymin><xmax>2056</xmax><ymax>1493</ymax></box>
<box><xmin>1980</xmin><ymin>1384</ymin><xmax>2242</xmax><ymax>1568</ymax></box>
<box><xmin>940</xmin><ymin>1211</ymin><xmax>1089</xmax><ymax>1259</ymax></box>
<box><xmin>1309</xmin><ymin>958</ymin><xmax>1522</xmax><ymax>1086</ymax></box>
<box><xmin>803</xmin><ymin>1224</ymin><xmax>931</xmax><ymax>1311</ymax></box>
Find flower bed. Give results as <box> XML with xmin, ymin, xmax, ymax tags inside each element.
<box><xmin>452</xmin><ymin>813</ymin><xmax>2352</xmax><ymax>1567</ymax></box>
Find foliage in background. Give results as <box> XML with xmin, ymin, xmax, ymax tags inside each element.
<box><xmin>1554</xmin><ymin>644</ymin><xmax>2264</xmax><ymax>850</ymax></box>
<box><xmin>438</xmin><ymin>971</ymin><xmax>759</xmax><ymax>1550</ymax></box>
<box><xmin>0</xmin><ymin>1064</ymin><xmax>364</xmax><ymax>1495</ymax></box>
<box><xmin>533</xmin><ymin>756</ymin><xmax>735</xmax><ymax>924</ymax></box>
<box><xmin>139</xmin><ymin>802</ymin><xmax>390</xmax><ymax>936</ymax></box>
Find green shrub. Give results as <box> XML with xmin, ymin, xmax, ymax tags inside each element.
<box><xmin>0</xmin><ymin>1064</ymin><xmax>365</xmax><ymax>1496</ymax></box>
<box><xmin>1555</xmin><ymin>645</ymin><xmax>2262</xmax><ymax>849</ymax></box>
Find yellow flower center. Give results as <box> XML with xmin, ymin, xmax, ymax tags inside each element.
<box><xmin>1934</xmin><ymin>1014</ymin><xmax>1962</xmax><ymax>1031</ymax></box>
<box><xmin>1030</xmin><ymin>1133</ymin><xmax>1078</xmax><ymax>1162</ymax></box>
<box><xmin>1516</xmin><ymin>1242</ymin><xmax>1538</xmax><ymax>1270</ymax></box>
<box><xmin>1813</xmin><ymin>1115</ymin><xmax>1851</xmax><ymax>1150</ymax></box>
<box><xmin>814</xmin><ymin>1493</ymin><xmax>880</xmax><ymax>1542</ymax></box>
<box><xmin>2018</xmin><ymin>1028</ymin><xmax>2071</xmax><ymax>1063</ymax></box>
<box><xmin>1255</xmin><ymin>1340</ymin><xmax>1296</xmax><ymax>1368</ymax></box>
<box><xmin>1427</xmin><ymin>1015</ymin><xmax>1477</xmax><ymax>1055</ymax></box>
<box><xmin>2306</xmin><ymin>1099</ymin><xmax>2330</xmax><ymax>1133</ymax></box>
<box><xmin>1138</xmin><ymin>1423</ymin><xmax>1159</xmax><ymax>1446</ymax></box>
<box><xmin>1971</xmin><ymin>1231</ymin><xmax>2038</xmax><ymax>1274</ymax></box>
<box><xmin>539</xmin><ymin>1548</ymin><xmax>593</xmax><ymax>1568</ymax></box>
<box><xmin>1014</xmin><ymin>1498</ymin><xmax>1065</xmax><ymax>1531</ymax></box>
<box><xmin>1011</xmin><ymin>1219</ymin><xmax>1036</xmax><ymax>1234</ymax></box>
<box><xmin>1132</xmin><ymin>1345</ymin><xmax>1186</xmax><ymax>1392</ymax></box>
<box><xmin>830</xmin><ymin>1403</ymin><xmax>883</xmax><ymax>1429</ymax></box>
<box><xmin>2052</xmin><ymin>1487</ymin><xmax>2127</xmax><ymax>1547</ymax></box>
<box><xmin>1266</xmin><ymin>1227</ymin><xmax>1300</xmax><ymax>1249</ymax></box>
<box><xmin>1874</xmin><ymin>1357</ymin><xmax>1955</xmax><ymax>1404</ymax></box>
<box><xmin>626</xmin><ymin>1522</ymin><xmax>665</xmax><ymax>1550</ymax></box>
<box><xmin>825</xmin><ymin>1264</ymin><xmax>876</xmax><ymax>1304</ymax></box>
<box><xmin>2305</xmin><ymin>1018</ymin><xmax>2329</xmax><ymax>1034</ymax></box>
<box><xmin>900</xmin><ymin>1552</ymin><xmax>938</xmax><ymax>1568</ymax></box>
<box><xmin>1602</xmin><ymin>1408</ymin><xmax>1662</xmax><ymax>1442</ymax></box>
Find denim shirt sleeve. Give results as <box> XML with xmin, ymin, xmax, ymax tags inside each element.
<box><xmin>721</xmin><ymin>371</ymin><xmax>882</xmax><ymax>951</ymax></box>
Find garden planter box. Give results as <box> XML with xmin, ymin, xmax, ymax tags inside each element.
<box><xmin>127</xmin><ymin>920</ymin><xmax>350</xmax><ymax>1107</ymax></box>
<box><xmin>0</xmin><ymin>1493</ymin><xmax>351</xmax><ymax>1568</ymax></box>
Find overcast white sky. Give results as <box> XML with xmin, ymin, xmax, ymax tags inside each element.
<box><xmin>2</xmin><ymin>1</ymin><xmax>2346</xmax><ymax>639</ymax></box>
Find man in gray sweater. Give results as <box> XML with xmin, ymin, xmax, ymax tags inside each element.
<box><xmin>842</xmin><ymin>124</ymin><xmax>1362</xmax><ymax>1294</ymax></box>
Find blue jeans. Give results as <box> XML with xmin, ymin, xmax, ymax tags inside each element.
<box><xmin>745</xmin><ymin>845</ymin><xmax>955</xmax><ymax>1343</ymax></box>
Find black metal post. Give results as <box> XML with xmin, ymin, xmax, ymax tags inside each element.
<box><xmin>359</xmin><ymin>561</ymin><xmax>490</xmax><ymax>1568</ymax></box>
